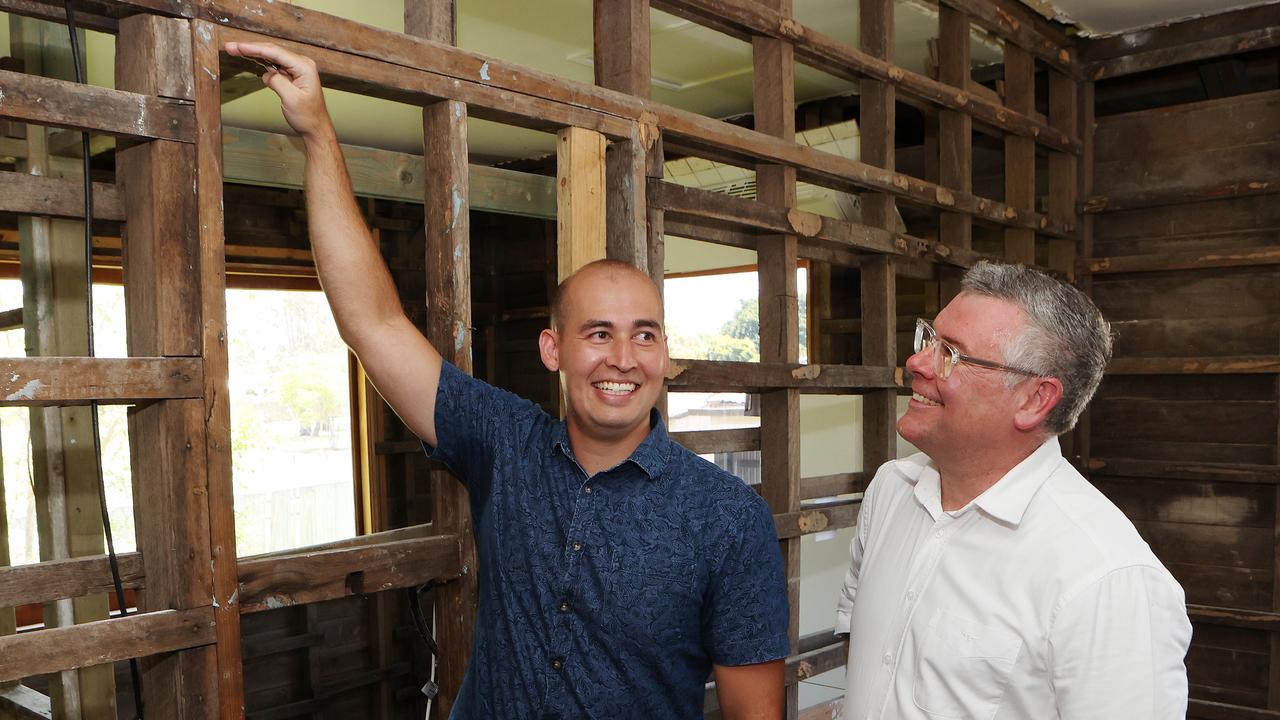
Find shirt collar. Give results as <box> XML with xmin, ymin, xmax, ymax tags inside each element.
<box><xmin>552</xmin><ymin>408</ymin><xmax>671</xmax><ymax>481</ymax></box>
<box><xmin>902</xmin><ymin>436</ymin><xmax>1062</xmax><ymax>526</ymax></box>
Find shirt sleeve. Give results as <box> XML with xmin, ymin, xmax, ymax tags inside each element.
<box><xmin>704</xmin><ymin>493</ymin><xmax>791</xmax><ymax>666</ymax></box>
<box><xmin>834</xmin><ymin>474</ymin><xmax>876</xmax><ymax>635</ymax></box>
<box><xmin>424</xmin><ymin>361</ymin><xmax>543</xmax><ymax>505</ymax></box>
<box><xmin>1049</xmin><ymin>565</ymin><xmax>1193</xmax><ymax>719</ymax></box>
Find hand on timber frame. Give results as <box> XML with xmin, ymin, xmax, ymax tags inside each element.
<box><xmin>224</xmin><ymin>41</ymin><xmax>334</xmax><ymax>142</ymax></box>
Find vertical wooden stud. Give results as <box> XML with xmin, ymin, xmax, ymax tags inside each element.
<box><xmin>1073</xmin><ymin>81</ymin><xmax>1095</xmax><ymax>474</ymax></box>
<box><xmin>1047</xmin><ymin>71</ymin><xmax>1077</xmax><ymax>279</ymax></box>
<box><xmin>556</xmin><ymin>127</ymin><xmax>608</xmax><ymax>282</ymax></box>
<box><xmin>422</xmin><ymin>95</ymin><xmax>475</xmax><ymax>720</ymax></box>
<box><xmin>1002</xmin><ymin>44</ymin><xmax>1036</xmax><ymax>265</ymax></box>
<box><xmin>938</xmin><ymin>6</ymin><xmax>972</xmax><ymax>303</ymax></box>
<box><xmin>117</xmin><ymin>14</ymin><xmax>218</xmax><ymax>717</ymax></box>
<box><xmin>192</xmin><ymin>20</ymin><xmax>246</xmax><ymax>719</ymax></box>
<box><xmin>859</xmin><ymin>0</ymin><xmax>899</xmax><ymax>475</ymax></box>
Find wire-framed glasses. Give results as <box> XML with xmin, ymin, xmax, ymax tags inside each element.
<box><xmin>913</xmin><ymin>318</ymin><xmax>1040</xmax><ymax>380</ymax></box>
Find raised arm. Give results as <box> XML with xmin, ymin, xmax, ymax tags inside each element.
<box><xmin>224</xmin><ymin>42</ymin><xmax>443</xmax><ymax>446</ymax></box>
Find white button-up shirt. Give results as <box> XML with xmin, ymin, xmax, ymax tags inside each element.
<box><xmin>835</xmin><ymin>437</ymin><xmax>1192</xmax><ymax>720</ymax></box>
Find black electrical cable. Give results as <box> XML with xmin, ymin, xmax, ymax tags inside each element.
<box><xmin>62</xmin><ymin>4</ymin><xmax>145</xmax><ymax>716</ymax></box>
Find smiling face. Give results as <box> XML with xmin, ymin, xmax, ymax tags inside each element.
<box><xmin>539</xmin><ymin>264</ymin><xmax>669</xmax><ymax>454</ymax></box>
<box><xmin>898</xmin><ymin>293</ymin><xmax>1031</xmax><ymax>465</ymax></box>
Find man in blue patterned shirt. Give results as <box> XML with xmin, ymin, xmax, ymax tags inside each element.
<box><xmin>227</xmin><ymin>40</ymin><xmax>790</xmax><ymax>719</ymax></box>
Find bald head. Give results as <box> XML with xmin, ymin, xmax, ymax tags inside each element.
<box><xmin>550</xmin><ymin>260</ymin><xmax>662</xmax><ymax>333</ymax></box>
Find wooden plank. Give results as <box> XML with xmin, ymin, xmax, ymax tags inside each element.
<box><xmin>0</xmin><ymin>552</ymin><xmax>144</xmax><ymax>608</ymax></box>
<box><xmin>0</xmin><ymin>171</ymin><xmax>123</xmax><ymax>221</ymax></box>
<box><xmin>1087</xmin><ymin>458</ymin><xmax>1280</xmax><ymax>485</ymax></box>
<box><xmin>0</xmin><ymin>0</ymin><xmax>117</xmax><ymax>33</ymax></box>
<box><xmin>1189</xmin><ymin>605</ymin><xmax>1280</xmax><ymax>632</ymax></box>
<box><xmin>0</xmin><ymin>68</ymin><xmax>193</xmax><ymax>142</ymax></box>
<box><xmin>221</xmin><ymin>127</ymin><xmax>555</xmax><ymax>217</ymax></box>
<box><xmin>801</xmin><ymin>471</ymin><xmax>868</xmax><ymax>499</ymax></box>
<box><xmin>0</xmin><ymin>608</ymin><xmax>216</xmax><ymax>685</ymax></box>
<box><xmin>785</xmin><ymin>634</ymin><xmax>848</xmax><ymax>683</ymax></box>
<box><xmin>1085</xmin><ymin>179</ymin><xmax>1280</xmax><ymax>215</ymax></box>
<box><xmin>1085</xmin><ymin>247</ymin><xmax>1280</xmax><ymax>275</ymax></box>
<box><xmin>935</xmin><ymin>0</ymin><xmax>1077</xmax><ymax>76</ymax></box>
<box><xmin>0</xmin><ymin>685</ymin><xmax>53</xmax><ymax>720</ymax></box>
<box><xmin>235</xmin><ymin>535</ymin><xmax>463</xmax><ymax>614</ymax></box>
<box><xmin>1089</xmin><ymin>26</ymin><xmax>1280</xmax><ymax>81</ymax></box>
<box><xmin>1081</xmin><ymin>4</ymin><xmax>1280</xmax><ymax>63</ymax></box>
<box><xmin>1002</xmin><ymin>43</ymin><xmax>1035</xmax><ymax>265</ymax></box>
<box><xmin>1189</xmin><ymin>699</ymin><xmax>1280</xmax><ymax>720</ymax></box>
<box><xmin>648</xmin><ymin>0</ymin><xmax>1080</xmax><ymax>152</ymax></box>
<box><xmin>937</xmin><ymin>5</ymin><xmax>972</xmax><ymax>266</ymax></box>
<box><xmin>1047</xmin><ymin>70</ymin><xmax>1078</xmax><ymax>277</ymax></box>
<box><xmin>0</xmin><ymin>357</ymin><xmax>201</xmax><ymax>406</ymax></box>
<box><xmin>1106</xmin><ymin>356</ymin><xmax>1280</xmax><ymax>375</ymax></box>
<box><xmin>191</xmin><ymin>19</ymin><xmax>247</xmax><ymax>719</ymax></box>
<box><xmin>556</xmin><ymin>127</ymin><xmax>607</xmax><ymax>281</ymax></box>
<box><xmin>665</xmin><ymin>359</ymin><xmax>899</xmax><ymax>392</ymax></box>
<box><xmin>670</xmin><ymin>427</ymin><xmax>760</xmax><ymax>454</ymax></box>
<box><xmin>419</xmin><ymin>87</ymin><xmax>477</xmax><ymax>720</ymax></box>
<box><xmin>773</xmin><ymin>500</ymin><xmax>860</xmax><ymax>540</ymax></box>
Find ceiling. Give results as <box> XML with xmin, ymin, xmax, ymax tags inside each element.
<box><xmin>1023</xmin><ymin>0</ymin><xmax>1277</xmax><ymax>37</ymax></box>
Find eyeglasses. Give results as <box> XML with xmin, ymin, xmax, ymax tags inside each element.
<box><xmin>913</xmin><ymin>318</ymin><xmax>1039</xmax><ymax>380</ymax></box>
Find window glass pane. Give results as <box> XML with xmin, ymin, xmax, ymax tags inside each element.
<box><xmin>227</xmin><ymin>289</ymin><xmax>355</xmax><ymax>556</ymax></box>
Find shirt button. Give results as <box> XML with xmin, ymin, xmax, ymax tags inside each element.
<box><xmin>882</xmin><ymin>652</ymin><xmax>893</xmax><ymax>667</ymax></box>
<box><xmin>551</xmin><ymin>657</ymin><xmax>564</xmax><ymax>670</ymax></box>
<box><xmin>934</xmin><ymin>530</ymin><xmax>944</xmax><ymax>539</ymax></box>
<box><xmin>906</xmin><ymin>590</ymin><xmax>918</xmax><ymax>602</ymax></box>
<box><xmin>584</xmin><ymin>486</ymin><xmax>593</xmax><ymax>494</ymax></box>
<box><xmin>572</xmin><ymin>542</ymin><xmax>582</xmax><ymax>552</ymax></box>
<box><xmin>559</xmin><ymin>601</ymin><xmax>570</xmax><ymax>612</ymax></box>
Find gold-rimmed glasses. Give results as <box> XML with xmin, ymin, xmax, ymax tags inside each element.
<box><xmin>913</xmin><ymin>318</ymin><xmax>1039</xmax><ymax>380</ymax></box>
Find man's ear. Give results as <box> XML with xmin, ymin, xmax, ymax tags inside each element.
<box><xmin>1013</xmin><ymin>377</ymin><xmax>1063</xmax><ymax>432</ymax></box>
<box><xmin>538</xmin><ymin>329</ymin><xmax>560</xmax><ymax>372</ymax></box>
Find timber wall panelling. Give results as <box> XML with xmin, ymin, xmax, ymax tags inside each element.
<box><xmin>1080</xmin><ymin>9</ymin><xmax>1280</xmax><ymax>715</ymax></box>
<box><xmin>0</xmin><ymin>0</ymin><xmax>1086</xmax><ymax>716</ymax></box>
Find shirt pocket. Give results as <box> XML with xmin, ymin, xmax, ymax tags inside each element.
<box><xmin>912</xmin><ymin>610</ymin><xmax>1023</xmax><ymax>719</ymax></box>
<box><xmin>609</xmin><ymin>552</ymin><xmax>701</xmax><ymax>650</ymax></box>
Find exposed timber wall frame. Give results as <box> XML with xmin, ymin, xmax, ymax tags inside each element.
<box><xmin>0</xmin><ymin>0</ymin><xmax>1083</xmax><ymax>715</ymax></box>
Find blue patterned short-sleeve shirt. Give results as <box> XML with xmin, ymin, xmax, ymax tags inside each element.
<box><xmin>426</xmin><ymin>362</ymin><xmax>789</xmax><ymax>719</ymax></box>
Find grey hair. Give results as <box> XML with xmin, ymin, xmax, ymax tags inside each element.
<box><xmin>960</xmin><ymin>261</ymin><xmax>1112</xmax><ymax>435</ymax></box>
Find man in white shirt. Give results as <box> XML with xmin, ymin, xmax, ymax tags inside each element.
<box><xmin>835</xmin><ymin>261</ymin><xmax>1192</xmax><ymax>720</ymax></box>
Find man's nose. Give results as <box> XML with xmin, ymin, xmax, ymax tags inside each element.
<box><xmin>905</xmin><ymin>345</ymin><xmax>934</xmax><ymax>379</ymax></box>
<box><xmin>608</xmin><ymin>339</ymin><xmax>636</xmax><ymax>371</ymax></box>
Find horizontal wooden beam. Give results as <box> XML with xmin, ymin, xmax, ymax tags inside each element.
<box><xmin>1106</xmin><ymin>355</ymin><xmax>1280</xmax><ymax>375</ymax></box>
<box><xmin>775</xmin><ymin>500</ymin><xmax>860</xmax><ymax>540</ymax></box>
<box><xmin>666</xmin><ymin>359</ymin><xmax>900</xmax><ymax>393</ymax></box>
<box><xmin>652</xmin><ymin>0</ymin><xmax>1079</xmax><ymax>152</ymax></box>
<box><xmin>0</xmin><ymin>170</ymin><xmax>125</xmax><ymax>221</ymax></box>
<box><xmin>1188</xmin><ymin>699</ymin><xmax>1280</xmax><ymax>720</ymax></box>
<box><xmin>222</xmin><ymin>127</ymin><xmax>555</xmax><ymax>217</ymax></box>
<box><xmin>787</xmin><ymin>633</ymin><xmax>848</xmax><ymax>684</ymax></box>
<box><xmin>670</xmin><ymin>427</ymin><xmax>760</xmax><ymax>455</ymax></box>
<box><xmin>935</xmin><ymin>0</ymin><xmax>1077</xmax><ymax>76</ymax></box>
<box><xmin>1084</xmin><ymin>247</ymin><xmax>1280</xmax><ymax>275</ymax></box>
<box><xmin>1084</xmin><ymin>179</ymin><xmax>1279</xmax><ymax>214</ymax></box>
<box><xmin>1187</xmin><ymin>604</ymin><xmax>1280</xmax><ymax>632</ymax></box>
<box><xmin>0</xmin><ymin>0</ymin><xmax>118</xmax><ymax>32</ymax></box>
<box><xmin>0</xmin><ymin>685</ymin><xmax>52</xmax><ymax>720</ymax></box>
<box><xmin>0</xmin><ymin>607</ymin><xmax>215</xmax><ymax>684</ymax></box>
<box><xmin>1088</xmin><ymin>25</ymin><xmax>1280</xmax><ymax>81</ymax></box>
<box><xmin>0</xmin><ymin>357</ymin><xmax>202</xmax><ymax>406</ymax></box>
<box><xmin>0</xmin><ymin>552</ymin><xmax>144</xmax><ymax>608</ymax></box>
<box><xmin>236</xmin><ymin>534</ymin><xmax>462</xmax><ymax>614</ymax></box>
<box><xmin>801</xmin><ymin>471</ymin><xmax>868</xmax><ymax>500</ymax></box>
<box><xmin>0</xmin><ymin>68</ymin><xmax>194</xmax><ymax>142</ymax></box>
<box><xmin>1087</xmin><ymin>457</ymin><xmax>1280</xmax><ymax>485</ymax></box>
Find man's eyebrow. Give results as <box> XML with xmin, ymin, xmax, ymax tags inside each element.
<box><xmin>578</xmin><ymin>319</ymin><xmax>615</xmax><ymax>333</ymax></box>
<box><xmin>633</xmin><ymin>319</ymin><xmax>662</xmax><ymax>331</ymax></box>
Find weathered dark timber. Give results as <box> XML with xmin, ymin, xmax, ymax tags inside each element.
<box><xmin>1085</xmin><ymin>247</ymin><xmax>1280</xmax><ymax>274</ymax></box>
<box><xmin>665</xmin><ymin>358</ymin><xmax>900</xmax><ymax>392</ymax></box>
<box><xmin>1106</xmin><ymin>356</ymin><xmax>1280</xmax><ymax>375</ymax></box>
<box><xmin>774</xmin><ymin>500</ymin><xmax>861</xmax><ymax>540</ymax></box>
<box><xmin>0</xmin><ymin>552</ymin><xmax>144</xmax><ymax>608</ymax></box>
<box><xmin>0</xmin><ymin>357</ymin><xmax>201</xmax><ymax>406</ymax></box>
<box><xmin>236</xmin><ymin>535</ymin><xmax>463</xmax><ymax>614</ymax></box>
<box><xmin>1089</xmin><ymin>26</ymin><xmax>1280</xmax><ymax>81</ymax></box>
<box><xmin>1088</xmin><ymin>458</ymin><xmax>1280</xmax><ymax>485</ymax></box>
<box><xmin>0</xmin><ymin>171</ymin><xmax>124</xmax><ymax>221</ymax></box>
<box><xmin>670</xmin><ymin>427</ymin><xmax>760</xmax><ymax>454</ymax></box>
<box><xmin>801</xmin><ymin>472</ymin><xmax>869</xmax><ymax>500</ymax></box>
<box><xmin>0</xmin><ymin>608</ymin><xmax>216</xmax><ymax>685</ymax></box>
<box><xmin>0</xmin><ymin>68</ymin><xmax>193</xmax><ymax>141</ymax></box>
<box><xmin>0</xmin><ymin>0</ymin><xmax>118</xmax><ymax>32</ymax></box>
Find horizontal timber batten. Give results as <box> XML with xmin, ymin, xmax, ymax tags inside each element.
<box><xmin>1106</xmin><ymin>356</ymin><xmax>1280</xmax><ymax>375</ymax></box>
<box><xmin>1084</xmin><ymin>179</ymin><xmax>1280</xmax><ymax>214</ymax></box>
<box><xmin>0</xmin><ymin>68</ymin><xmax>194</xmax><ymax>142</ymax></box>
<box><xmin>1087</xmin><ymin>458</ymin><xmax>1280</xmax><ymax>485</ymax></box>
<box><xmin>666</xmin><ymin>358</ymin><xmax>900</xmax><ymax>392</ymax></box>
<box><xmin>801</xmin><ymin>472</ymin><xmax>869</xmax><ymax>500</ymax></box>
<box><xmin>652</xmin><ymin>0</ymin><xmax>1080</xmax><ymax>153</ymax></box>
<box><xmin>1088</xmin><ymin>26</ymin><xmax>1280</xmax><ymax>81</ymax></box>
<box><xmin>1084</xmin><ymin>247</ymin><xmax>1280</xmax><ymax>274</ymax></box>
<box><xmin>0</xmin><ymin>171</ymin><xmax>124</xmax><ymax>221</ymax></box>
<box><xmin>775</xmin><ymin>500</ymin><xmax>861</xmax><ymax>540</ymax></box>
<box><xmin>0</xmin><ymin>607</ymin><xmax>215</xmax><ymax>684</ymax></box>
<box><xmin>0</xmin><ymin>357</ymin><xmax>202</xmax><ymax>406</ymax></box>
<box><xmin>0</xmin><ymin>552</ymin><xmax>143</xmax><ymax>608</ymax></box>
<box><xmin>0</xmin><ymin>0</ymin><xmax>118</xmax><ymax>32</ymax></box>
<box><xmin>670</xmin><ymin>427</ymin><xmax>759</xmax><ymax>454</ymax></box>
<box><xmin>236</xmin><ymin>534</ymin><xmax>462</xmax><ymax>614</ymax></box>
<box><xmin>1187</xmin><ymin>604</ymin><xmax>1280</xmax><ymax>631</ymax></box>
<box><xmin>1188</xmin><ymin>699</ymin><xmax>1280</xmax><ymax>720</ymax></box>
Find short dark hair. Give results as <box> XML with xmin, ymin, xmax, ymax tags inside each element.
<box><xmin>550</xmin><ymin>259</ymin><xmax>657</xmax><ymax>332</ymax></box>
<box><xmin>961</xmin><ymin>261</ymin><xmax>1112</xmax><ymax>434</ymax></box>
